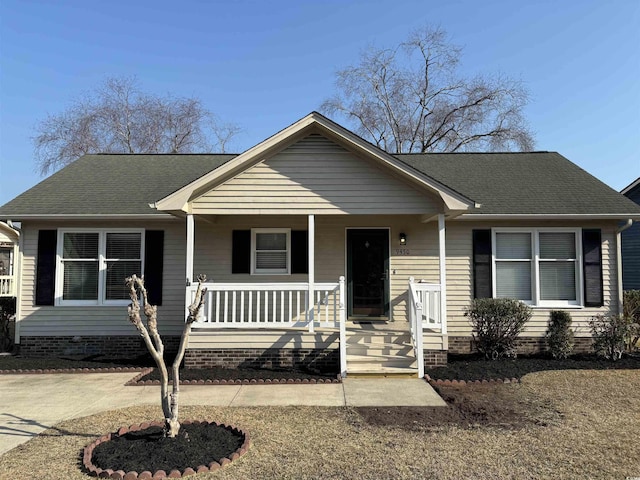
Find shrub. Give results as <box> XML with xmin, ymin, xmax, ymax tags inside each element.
<box><xmin>0</xmin><ymin>297</ymin><xmax>16</xmax><ymax>352</ymax></box>
<box><xmin>589</xmin><ymin>315</ymin><xmax>633</xmax><ymax>361</ymax></box>
<box><xmin>623</xmin><ymin>290</ymin><xmax>640</xmax><ymax>351</ymax></box>
<box><xmin>546</xmin><ymin>310</ymin><xmax>574</xmax><ymax>359</ymax></box>
<box><xmin>464</xmin><ymin>298</ymin><xmax>532</xmax><ymax>360</ymax></box>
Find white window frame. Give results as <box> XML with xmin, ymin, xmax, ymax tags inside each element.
<box><xmin>55</xmin><ymin>229</ymin><xmax>145</xmax><ymax>306</ymax></box>
<box><xmin>251</xmin><ymin>228</ymin><xmax>291</xmax><ymax>275</ymax></box>
<box><xmin>492</xmin><ymin>228</ymin><xmax>583</xmax><ymax>308</ymax></box>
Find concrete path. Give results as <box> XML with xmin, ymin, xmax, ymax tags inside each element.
<box><xmin>0</xmin><ymin>372</ymin><xmax>445</xmax><ymax>455</ymax></box>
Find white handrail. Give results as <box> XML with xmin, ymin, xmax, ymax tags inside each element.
<box><xmin>0</xmin><ymin>276</ymin><xmax>14</xmax><ymax>297</ymax></box>
<box><xmin>408</xmin><ymin>277</ymin><xmax>425</xmax><ymax>378</ymax></box>
<box><xmin>187</xmin><ymin>281</ymin><xmax>341</xmax><ymax>328</ymax></box>
<box><xmin>338</xmin><ymin>275</ymin><xmax>347</xmax><ymax>378</ymax></box>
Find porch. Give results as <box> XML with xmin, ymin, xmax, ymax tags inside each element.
<box><xmin>183</xmin><ymin>213</ymin><xmax>449</xmax><ymax>378</ymax></box>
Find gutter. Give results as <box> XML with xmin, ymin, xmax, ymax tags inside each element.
<box><xmin>616</xmin><ymin>219</ymin><xmax>634</xmax><ymax>315</ymax></box>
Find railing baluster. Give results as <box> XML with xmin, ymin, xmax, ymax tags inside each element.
<box><xmin>248</xmin><ymin>291</ymin><xmax>253</xmax><ymax>323</ymax></box>
<box><xmin>215</xmin><ymin>291</ymin><xmax>220</xmax><ymax>323</ymax></box>
<box><xmin>240</xmin><ymin>291</ymin><xmax>245</xmax><ymax>323</ymax></box>
<box><xmin>296</xmin><ymin>291</ymin><xmax>300</xmax><ymax>322</ymax></box>
<box><xmin>206</xmin><ymin>291</ymin><xmax>212</xmax><ymax>323</ymax></box>
<box><xmin>280</xmin><ymin>291</ymin><xmax>284</xmax><ymax>324</ymax></box>
<box><xmin>264</xmin><ymin>290</ymin><xmax>269</xmax><ymax>323</ymax></box>
<box><xmin>272</xmin><ymin>291</ymin><xmax>276</xmax><ymax>323</ymax></box>
<box><xmin>288</xmin><ymin>291</ymin><xmax>293</xmax><ymax>323</ymax></box>
<box><xmin>223</xmin><ymin>291</ymin><xmax>228</xmax><ymax>323</ymax></box>
<box><xmin>232</xmin><ymin>291</ymin><xmax>237</xmax><ymax>323</ymax></box>
<box><xmin>256</xmin><ymin>291</ymin><xmax>261</xmax><ymax>323</ymax></box>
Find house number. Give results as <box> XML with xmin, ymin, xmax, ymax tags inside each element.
<box><xmin>395</xmin><ymin>248</ymin><xmax>410</xmax><ymax>255</ymax></box>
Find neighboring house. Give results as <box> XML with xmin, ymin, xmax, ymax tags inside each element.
<box><xmin>0</xmin><ymin>222</ymin><xmax>19</xmax><ymax>298</ymax></box>
<box><xmin>621</xmin><ymin>177</ymin><xmax>640</xmax><ymax>291</ymax></box>
<box><xmin>1</xmin><ymin>112</ymin><xmax>639</xmax><ymax>377</ymax></box>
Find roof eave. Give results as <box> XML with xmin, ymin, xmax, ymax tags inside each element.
<box><xmin>456</xmin><ymin>213</ymin><xmax>640</xmax><ymax>220</ymax></box>
<box><xmin>0</xmin><ymin>213</ymin><xmax>179</xmax><ymax>221</ymax></box>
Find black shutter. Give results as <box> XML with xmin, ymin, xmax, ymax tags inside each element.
<box><xmin>232</xmin><ymin>230</ymin><xmax>251</xmax><ymax>274</ymax></box>
<box><xmin>35</xmin><ymin>230</ymin><xmax>57</xmax><ymax>306</ymax></box>
<box><xmin>144</xmin><ymin>230</ymin><xmax>164</xmax><ymax>306</ymax></box>
<box><xmin>582</xmin><ymin>229</ymin><xmax>603</xmax><ymax>307</ymax></box>
<box><xmin>472</xmin><ymin>229</ymin><xmax>493</xmax><ymax>299</ymax></box>
<box><xmin>291</xmin><ymin>230</ymin><xmax>308</xmax><ymax>274</ymax></box>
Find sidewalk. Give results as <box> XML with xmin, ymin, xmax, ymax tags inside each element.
<box><xmin>0</xmin><ymin>372</ymin><xmax>445</xmax><ymax>455</ymax></box>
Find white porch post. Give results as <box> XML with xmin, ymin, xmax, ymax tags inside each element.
<box><xmin>308</xmin><ymin>214</ymin><xmax>315</xmax><ymax>333</ymax></box>
<box><xmin>438</xmin><ymin>214</ymin><xmax>447</xmax><ymax>334</ymax></box>
<box><xmin>186</xmin><ymin>214</ymin><xmax>194</xmax><ymax>285</ymax></box>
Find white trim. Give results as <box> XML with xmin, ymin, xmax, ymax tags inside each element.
<box><xmin>438</xmin><ymin>214</ymin><xmax>447</xmax><ymax>334</ymax></box>
<box><xmin>55</xmin><ymin>228</ymin><xmax>145</xmax><ymax>306</ymax></box>
<box><xmin>14</xmin><ymin>231</ymin><xmax>24</xmax><ymax>344</ymax></box>
<box><xmin>2</xmin><ymin>214</ymin><xmax>176</xmax><ymax>220</ymax></box>
<box><xmin>250</xmin><ymin>228</ymin><xmax>291</xmax><ymax>275</ymax></box>
<box><xmin>492</xmin><ymin>227</ymin><xmax>582</xmax><ymax>308</ymax></box>
<box><xmin>186</xmin><ymin>214</ymin><xmax>194</xmax><ymax>285</ymax></box>
<box><xmin>308</xmin><ymin>215</ymin><xmax>315</xmax><ymax>333</ymax></box>
<box><xmin>621</xmin><ymin>177</ymin><xmax>640</xmax><ymax>195</ymax></box>
<box><xmin>459</xmin><ymin>213</ymin><xmax>640</xmax><ymax>220</ymax></box>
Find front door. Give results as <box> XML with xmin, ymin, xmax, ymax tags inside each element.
<box><xmin>347</xmin><ymin>229</ymin><xmax>389</xmax><ymax>318</ymax></box>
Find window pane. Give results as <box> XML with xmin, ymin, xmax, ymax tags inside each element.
<box><xmin>540</xmin><ymin>262</ymin><xmax>576</xmax><ymax>300</ymax></box>
<box><xmin>496</xmin><ymin>261</ymin><xmax>531</xmax><ymax>300</ymax></box>
<box><xmin>63</xmin><ymin>233</ymin><xmax>98</xmax><ymax>258</ymax></box>
<box><xmin>539</xmin><ymin>232</ymin><xmax>575</xmax><ymax>259</ymax></box>
<box><xmin>106</xmin><ymin>233</ymin><xmax>141</xmax><ymax>259</ymax></box>
<box><xmin>496</xmin><ymin>233</ymin><xmax>531</xmax><ymax>259</ymax></box>
<box><xmin>256</xmin><ymin>233</ymin><xmax>286</xmax><ymax>251</ymax></box>
<box><xmin>63</xmin><ymin>261</ymin><xmax>98</xmax><ymax>300</ymax></box>
<box><xmin>256</xmin><ymin>251</ymin><xmax>287</xmax><ymax>270</ymax></box>
<box><xmin>106</xmin><ymin>260</ymin><xmax>141</xmax><ymax>300</ymax></box>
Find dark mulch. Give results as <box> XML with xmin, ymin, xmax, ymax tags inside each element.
<box><xmin>426</xmin><ymin>353</ymin><xmax>640</xmax><ymax>381</ymax></box>
<box><xmin>139</xmin><ymin>365</ymin><xmax>338</xmax><ymax>382</ymax></box>
<box><xmin>91</xmin><ymin>423</ymin><xmax>244</xmax><ymax>473</ymax></box>
<box><xmin>0</xmin><ymin>353</ymin><xmax>156</xmax><ymax>371</ymax></box>
<box><xmin>357</xmin><ymin>381</ymin><xmax>562</xmax><ymax>431</ymax></box>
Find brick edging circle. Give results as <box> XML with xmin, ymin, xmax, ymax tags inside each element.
<box><xmin>424</xmin><ymin>374</ymin><xmax>520</xmax><ymax>386</ymax></box>
<box><xmin>83</xmin><ymin>420</ymin><xmax>250</xmax><ymax>479</ymax></box>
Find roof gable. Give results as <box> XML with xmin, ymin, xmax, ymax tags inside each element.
<box><xmin>153</xmin><ymin>112</ymin><xmax>476</xmax><ymax>213</ymax></box>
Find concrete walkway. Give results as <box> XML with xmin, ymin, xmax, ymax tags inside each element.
<box><xmin>0</xmin><ymin>372</ymin><xmax>445</xmax><ymax>455</ymax></box>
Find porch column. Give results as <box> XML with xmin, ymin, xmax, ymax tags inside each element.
<box><xmin>186</xmin><ymin>214</ymin><xmax>194</xmax><ymax>285</ymax></box>
<box><xmin>308</xmin><ymin>214</ymin><xmax>315</xmax><ymax>333</ymax></box>
<box><xmin>438</xmin><ymin>214</ymin><xmax>447</xmax><ymax>334</ymax></box>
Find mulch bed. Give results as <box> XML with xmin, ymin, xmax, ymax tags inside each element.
<box><xmin>356</xmin><ymin>381</ymin><xmax>563</xmax><ymax>431</ymax></box>
<box><xmin>84</xmin><ymin>420</ymin><xmax>249</xmax><ymax>478</ymax></box>
<box><xmin>0</xmin><ymin>353</ymin><xmax>155</xmax><ymax>373</ymax></box>
<box><xmin>425</xmin><ymin>353</ymin><xmax>640</xmax><ymax>382</ymax></box>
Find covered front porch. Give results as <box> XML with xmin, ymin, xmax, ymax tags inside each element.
<box><xmin>182</xmin><ymin>213</ymin><xmax>449</xmax><ymax>378</ymax></box>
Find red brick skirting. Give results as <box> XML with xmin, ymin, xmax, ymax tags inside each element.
<box><xmin>83</xmin><ymin>420</ymin><xmax>250</xmax><ymax>479</ymax></box>
<box><xmin>184</xmin><ymin>347</ymin><xmax>339</xmax><ymax>371</ymax></box>
<box><xmin>447</xmin><ymin>336</ymin><xmax>594</xmax><ymax>355</ymax></box>
<box><xmin>19</xmin><ymin>336</ymin><xmax>181</xmax><ymax>357</ymax></box>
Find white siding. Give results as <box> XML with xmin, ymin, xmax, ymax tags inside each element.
<box><xmin>18</xmin><ymin>220</ymin><xmax>187</xmax><ymax>337</ymax></box>
<box><xmin>444</xmin><ymin>220</ymin><xmax>618</xmax><ymax>338</ymax></box>
<box><xmin>192</xmin><ymin>134</ymin><xmax>440</xmax><ymax>215</ymax></box>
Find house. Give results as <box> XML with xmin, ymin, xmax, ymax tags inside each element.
<box><xmin>0</xmin><ymin>222</ymin><xmax>19</xmax><ymax>298</ymax></box>
<box><xmin>621</xmin><ymin>177</ymin><xmax>640</xmax><ymax>291</ymax></box>
<box><xmin>1</xmin><ymin>112</ymin><xmax>639</xmax><ymax>377</ymax></box>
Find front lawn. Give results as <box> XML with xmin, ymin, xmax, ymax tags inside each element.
<box><xmin>1</xmin><ymin>369</ymin><xmax>638</xmax><ymax>479</ymax></box>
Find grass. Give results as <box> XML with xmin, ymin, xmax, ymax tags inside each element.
<box><xmin>1</xmin><ymin>369</ymin><xmax>639</xmax><ymax>479</ymax></box>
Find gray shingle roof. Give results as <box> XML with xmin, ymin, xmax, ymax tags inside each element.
<box><xmin>0</xmin><ymin>154</ymin><xmax>235</xmax><ymax>216</ymax></box>
<box><xmin>1</xmin><ymin>151</ymin><xmax>639</xmax><ymax>218</ymax></box>
<box><xmin>396</xmin><ymin>152</ymin><xmax>640</xmax><ymax>215</ymax></box>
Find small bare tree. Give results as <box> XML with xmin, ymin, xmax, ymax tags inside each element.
<box><xmin>34</xmin><ymin>76</ymin><xmax>241</xmax><ymax>175</ymax></box>
<box><xmin>322</xmin><ymin>26</ymin><xmax>534</xmax><ymax>153</ymax></box>
<box><xmin>126</xmin><ymin>274</ymin><xmax>207</xmax><ymax>438</ymax></box>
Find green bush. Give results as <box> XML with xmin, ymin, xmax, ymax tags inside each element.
<box><xmin>0</xmin><ymin>297</ymin><xmax>16</xmax><ymax>352</ymax></box>
<box><xmin>546</xmin><ymin>310</ymin><xmax>574</xmax><ymax>359</ymax></box>
<box><xmin>589</xmin><ymin>314</ymin><xmax>633</xmax><ymax>361</ymax></box>
<box><xmin>623</xmin><ymin>290</ymin><xmax>640</xmax><ymax>351</ymax></box>
<box><xmin>464</xmin><ymin>298</ymin><xmax>532</xmax><ymax>360</ymax></box>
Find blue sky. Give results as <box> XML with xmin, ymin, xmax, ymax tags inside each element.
<box><xmin>0</xmin><ymin>0</ymin><xmax>638</xmax><ymax>206</ymax></box>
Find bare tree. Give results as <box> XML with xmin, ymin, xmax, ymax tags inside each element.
<box><xmin>33</xmin><ymin>76</ymin><xmax>241</xmax><ymax>174</ymax></box>
<box><xmin>126</xmin><ymin>274</ymin><xmax>207</xmax><ymax>438</ymax></box>
<box><xmin>322</xmin><ymin>27</ymin><xmax>534</xmax><ymax>153</ymax></box>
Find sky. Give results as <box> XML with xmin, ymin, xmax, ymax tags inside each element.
<box><xmin>0</xmin><ymin>0</ymin><xmax>638</xmax><ymax>206</ymax></box>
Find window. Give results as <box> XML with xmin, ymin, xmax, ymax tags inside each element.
<box><xmin>251</xmin><ymin>228</ymin><xmax>290</xmax><ymax>274</ymax></box>
<box><xmin>56</xmin><ymin>230</ymin><xmax>143</xmax><ymax>305</ymax></box>
<box><xmin>493</xmin><ymin>229</ymin><xmax>581</xmax><ymax>306</ymax></box>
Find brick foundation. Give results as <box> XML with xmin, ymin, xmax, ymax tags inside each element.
<box><xmin>184</xmin><ymin>347</ymin><xmax>339</xmax><ymax>373</ymax></box>
<box><xmin>447</xmin><ymin>336</ymin><xmax>594</xmax><ymax>355</ymax></box>
<box><xmin>424</xmin><ymin>350</ymin><xmax>447</xmax><ymax>367</ymax></box>
<box><xmin>19</xmin><ymin>335</ymin><xmax>181</xmax><ymax>357</ymax></box>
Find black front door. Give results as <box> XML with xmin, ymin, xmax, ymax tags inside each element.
<box><xmin>347</xmin><ymin>229</ymin><xmax>389</xmax><ymax>318</ymax></box>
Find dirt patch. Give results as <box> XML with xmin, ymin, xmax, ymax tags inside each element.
<box><xmin>356</xmin><ymin>382</ymin><xmax>562</xmax><ymax>431</ymax></box>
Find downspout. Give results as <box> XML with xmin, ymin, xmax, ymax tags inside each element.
<box><xmin>616</xmin><ymin>219</ymin><xmax>634</xmax><ymax>315</ymax></box>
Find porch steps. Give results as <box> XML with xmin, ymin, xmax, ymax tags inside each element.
<box><xmin>346</xmin><ymin>329</ymin><xmax>418</xmax><ymax>377</ymax></box>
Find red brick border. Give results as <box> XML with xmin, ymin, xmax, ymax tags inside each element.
<box><xmin>125</xmin><ymin>369</ymin><xmax>342</xmax><ymax>386</ymax></box>
<box><xmin>424</xmin><ymin>374</ymin><xmax>520</xmax><ymax>386</ymax></box>
<box><xmin>83</xmin><ymin>420</ymin><xmax>250</xmax><ymax>479</ymax></box>
<box><xmin>0</xmin><ymin>367</ymin><xmax>142</xmax><ymax>375</ymax></box>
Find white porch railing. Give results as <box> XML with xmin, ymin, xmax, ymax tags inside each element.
<box><xmin>0</xmin><ymin>276</ymin><xmax>14</xmax><ymax>297</ymax></box>
<box><xmin>408</xmin><ymin>278</ymin><xmax>443</xmax><ymax>379</ymax></box>
<box><xmin>187</xmin><ymin>280</ymin><xmax>344</xmax><ymax>329</ymax></box>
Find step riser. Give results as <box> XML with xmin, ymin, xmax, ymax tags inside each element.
<box><xmin>346</xmin><ymin>346</ymin><xmax>413</xmax><ymax>356</ymax></box>
<box><xmin>347</xmin><ymin>358</ymin><xmax>417</xmax><ymax>368</ymax></box>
